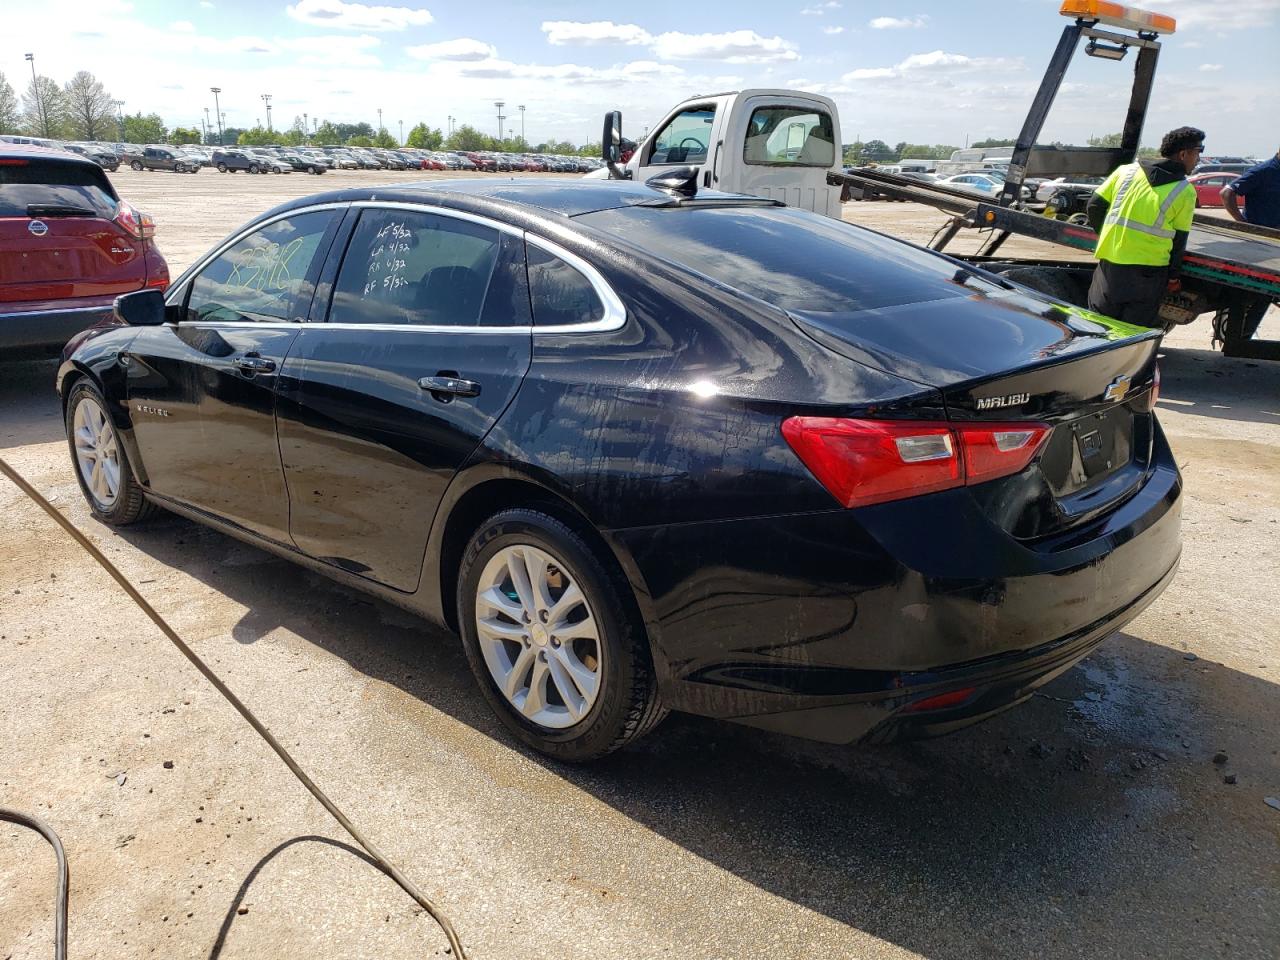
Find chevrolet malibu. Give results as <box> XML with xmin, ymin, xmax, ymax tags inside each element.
<box><xmin>57</xmin><ymin>178</ymin><xmax>1182</xmax><ymax>761</ymax></box>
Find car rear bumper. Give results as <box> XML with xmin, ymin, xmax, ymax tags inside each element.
<box><xmin>609</xmin><ymin>424</ymin><xmax>1182</xmax><ymax>743</ymax></box>
<box><xmin>0</xmin><ymin>301</ymin><xmax>115</xmax><ymax>352</ymax></box>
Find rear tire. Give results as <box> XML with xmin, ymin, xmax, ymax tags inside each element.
<box><xmin>457</xmin><ymin>508</ymin><xmax>666</xmax><ymax>762</ymax></box>
<box><xmin>999</xmin><ymin>265</ymin><xmax>1090</xmax><ymax>307</ymax></box>
<box><xmin>65</xmin><ymin>381</ymin><xmax>157</xmax><ymax>527</ymax></box>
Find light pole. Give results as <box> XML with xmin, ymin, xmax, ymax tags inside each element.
<box><xmin>210</xmin><ymin>88</ymin><xmax>224</xmax><ymax>146</ymax></box>
<box><xmin>25</xmin><ymin>53</ymin><xmax>50</xmax><ymax>139</ymax></box>
<box><xmin>303</xmin><ymin>112</ymin><xmax>308</xmax><ymax>142</ymax></box>
<box><xmin>204</xmin><ymin>107</ymin><xmax>211</xmax><ymax>144</ymax></box>
<box><xmin>518</xmin><ymin>104</ymin><xmax>525</xmax><ymax>145</ymax></box>
<box><xmin>261</xmin><ymin>93</ymin><xmax>272</xmax><ymax>131</ymax></box>
<box><xmin>377</xmin><ymin>107</ymin><xmax>383</xmax><ymax>136</ymax></box>
<box><xmin>113</xmin><ymin>100</ymin><xmax>125</xmax><ymax>141</ymax></box>
<box><xmin>494</xmin><ymin>101</ymin><xmax>505</xmax><ymax>142</ymax></box>
<box><xmin>398</xmin><ymin>119</ymin><xmax>403</xmax><ymax>146</ymax></box>
<box><xmin>447</xmin><ymin>115</ymin><xmax>453</xmax><ymax>137</ymax></box>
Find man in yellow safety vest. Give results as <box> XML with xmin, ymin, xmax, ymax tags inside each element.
<box><xmin>1085</xmin><ymin>126</ymin><xmax>1204</xmax><ymax>327</ymax></box>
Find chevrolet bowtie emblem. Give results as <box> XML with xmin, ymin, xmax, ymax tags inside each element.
<box><xmin>1102</xmin><ymin>375</ymin><xmax>1131</xmax><ymax>403</ymax></box>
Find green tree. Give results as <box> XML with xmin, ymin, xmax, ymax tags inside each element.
<box><xmin>237</xmin><ymin>126</ymin><xmax>284</xmax><ymax>146</ymax></box>
<box><xmin>971</xmin><ymin>137</ymin><xmax>1016</xmax><ymax>148</ymax></box>
<box><xmin>334</xmin><ymin>121</ymin><xmax>373</xmax><ymax>142</ymax></box>
<box><xmin>282</xmin><ymin>128</ymin><xmax>306</xmax><ymax>146</ymax></box>
<box><xmin>347</xmin><ymin>134</ymin><xmax>374</xmax><ymax>147</ymax></box>
<box><xmin>215</xmin><ymin>127</ymin><xmax>245</xmax><ymax>146</ymax></box>
<box><xmin>63</xmin><ymin>70</ymin><xmax>114</xmax><ymax>140</ymax></box>
<box><xmin>446</xmin><ymin>124</ymin><xmax>490</xmax><ymax>151</ymax></box>
<box><xmin>0</xmin><ymin>72</ymin><xmax>18</xmax><ymax>134</ymax></box>
<box><xmin>372</xmin><ymin>128</ymin><xmax>397</xmax><ymax>148</ymax></box>
<box><xmin>861</xmin><ymin>139</ymin><xmax>895</xmax><ymax>162</ymax></box>
<box><xmin>1087</xmin><ymin>132</ymin><xmax>1123</xmax><ymax>148</ymax></box>
<box><xmin>313</xmin><ymin>121</ymin><xmax>341</xmax><ymax>145</ymax></box>
<box><xmin>405</xmin><ymin>123</ymin><xmax>443</xmax><ymax>149</ymax></box>
<box><xmin>121</xmin><ymin>111</ymin><xmax>166</xmax><ymax>144</ymax></box>
<box><xmin>170</xmin><ymin>127</ymin><xmax>202</xmax><ymax>144</ymax></box>
<box><xmin>22</xmin><ymin>75</ymin><xmax>66</xmax><ymax>138</ymax></box>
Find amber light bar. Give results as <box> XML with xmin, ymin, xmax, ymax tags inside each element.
<box><xmin>1059</xmin><ymin>0</ymin><xmax>1177</xmax><ymax>34</ymax></box>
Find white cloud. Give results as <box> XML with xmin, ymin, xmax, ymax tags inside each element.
<box><xmin>170</xmin><ymin>20</ymin><xmax>195</xmax><ymax>32</ymax></box>
<box><xmin>1198</xmin><ymin>63</ymin><xmax>1224</xmax><ymax>71</ymax></box>
<box><xmin>283</xmin><ymin>34</ymin><xmax>381</xmax><ymax>67</ymax></box>
<box><xmin>542</xmin><ymin>20</ymin><xmax>652</xmax><ymax>46</ymax></box>
<box><xmin>822</xmin><ymin>25</ymin><xmax>845</xmax><ymax>34</ymax></box>
<box><xmin>651</xmin><ymin>30</ymin><xmax>799</xmax><ymax>63</ymax></box>
<box><xmin>1181</xmin><ymin>40</ymin><xmax>1203</xmax><ymax>48</ymax></box>
<box><xmin>199</xmin><ymin>1</ymin><xmax>214</xmax><ymax>6</ymax></box>
<box><xmin>869</xmin><ymin>15</ymin><xmax>929</xmax><ymax>29</ymax></box>
<box><xmin>801</xmin><ymin>2</ymin><xmax>842</xmax><ymax>14</ymax></box>
<box><xmin>841</xmin><ymin>49</ymin><xmax>1019</xmax><ymax>82</ymax></box>
<box><xmin>1130</xmin><ymin>0</ymin><xmax>1278</xmax><ymax>32</ymax></box>
<box><xmin>540</xmin><ymin>21</ymin><xmax>800</xmax><ymax>62</ymax></box>
<box><xmin>406</xmin><ymin>38</ymin><xmax>497</xmax><ymax>61</ymax></box>
<box><xmin>286</xmin><ymin>0</ymin><xmax>432</xmax><ymax>32</ymax></box>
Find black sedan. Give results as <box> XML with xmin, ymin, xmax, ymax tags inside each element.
<box><xmin>56</xmin><ymin>178</ymin><xmax>1182</xmax><ymax>761</ymax></box>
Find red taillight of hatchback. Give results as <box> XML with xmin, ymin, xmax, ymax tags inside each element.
<box><xmin>782</xmin><ymin>417</ymin><xmax>1051</xmax><ymax>508</ymax></box>
<box><xmin>114</xmin><ymin>200</ymin><xmax>156</xmax><ymax>240</ymax></box>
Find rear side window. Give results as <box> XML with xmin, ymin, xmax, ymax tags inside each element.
<box><xmin>527</xmin><ymin>244</ymin><xmax>604</xmax><ymax>327</ymax></box>
<box><xmin>0</xmin><ymin>161</ymin><xmax>117</xmax><ymax>217</ymax></box>
<box><xmin>329</xmin><ymin>208</ymin><xmax>501</xmax><ymax>326</ymax></box>
<box><xmin>743</xmin><ymin>107</ymin><xmax>835</xmax><ymax>167</ymax></box>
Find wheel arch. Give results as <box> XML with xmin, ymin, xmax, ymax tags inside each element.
<box><xmin>428</xmin><ymin>470</ymin><xmax>667</xmax><ymax>679</ymax></box>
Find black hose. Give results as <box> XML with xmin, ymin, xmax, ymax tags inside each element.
<box><xmin>0</xmin><ymin>454</ymin><xmax>467</xmax><ymax>958</ymax></box>
<box><xmin>0</xmin><ymin>807</ymin><xmax>68</xmax><ymax>960</ymax></box>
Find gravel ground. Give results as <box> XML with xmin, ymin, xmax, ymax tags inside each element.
<box><xmin>1</xmin><ymin>169</ymin><xmax>1277</xmax><ymax>960</ymax></box>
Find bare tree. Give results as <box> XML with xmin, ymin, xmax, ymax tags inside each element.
<box><xmin>63</xmin><ymin>71</ymin><xmax>115</xmax><ymax>141</ymax></box>
<box><xmin>0</xmin><ymin>72</ymin><xmax>19</xmax><ymax>134</ymax></box>
<box><xmin>22</xmin><ymin>75</ymin><xmax>65</xmax><ymax>138</ymax></box>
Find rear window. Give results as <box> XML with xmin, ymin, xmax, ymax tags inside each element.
<box><xmin>0</xmin><ymin>160</ymin><xmax>118</xmax><ymax>218</ymax></box>
<box><xmin>577</xmin><ymin>205</ymin><xmax>998</xmax><ymax>313</ymax></box>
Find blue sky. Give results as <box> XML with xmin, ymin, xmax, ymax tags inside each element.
<box><xmin>3</xmin><ymin>0</ymin><xmax>1277</xmax><ymax>153</ymax></box>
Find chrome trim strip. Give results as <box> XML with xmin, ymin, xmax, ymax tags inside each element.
<box><xmin>0</xmin><ymin>305</ymin><xmax>112</xmax><ymax>320</ymax></box>
<box><xmin>167</xmin><ymin>199</ymin><xmax>627</xmax><ymax>336</ymax></box>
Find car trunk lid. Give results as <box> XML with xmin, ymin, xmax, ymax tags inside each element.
<box><xmin>789</xmin><ymin>287</ymin><xmax>1161</xmax><ymax>538</ymax></box>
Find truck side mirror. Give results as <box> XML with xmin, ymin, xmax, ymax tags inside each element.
<box><xmin>602</xmin><ymin>110</ymin><xmax>631</xmax><ymax>180</ymax></box>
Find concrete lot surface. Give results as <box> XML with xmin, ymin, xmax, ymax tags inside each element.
<box><xmin>2</xmin><ymin>169</ymin><xmax>1277</xmax><ymax>959</ymax></box>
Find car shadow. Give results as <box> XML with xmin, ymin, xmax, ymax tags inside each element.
<box><xmin>0</xmin><ymin>358</ymin><xmax>64</xmax><ymax>449</ymax></box>
<box><xmin>108</xmin><ymin>511</ymin><xmax>1279</xmax><ymax>960</ymax></box>
<box><xmin>1157</xmin><ymin>343</ymin><xmax>1280</xmax><ymax>427</ymax></box>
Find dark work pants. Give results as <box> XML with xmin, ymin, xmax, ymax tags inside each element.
<box><xmin>1087</xmin><ymin>260</ymin><xmax>1168</xmax><ymax>328</ymax></box>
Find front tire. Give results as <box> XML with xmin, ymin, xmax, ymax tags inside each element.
<box><xmin>217</xmin><ymin>162</ymin><xmax>227</xmax><ymax>173</ymax></box>
<box><xmin>130</xmin><ymin>160</ymin><xmax>143</xmax><ymax>171</ymax></box>
<box><xmin>457</xmin><ymin>508</ymin><xmax>665</xmax><ymax>761</ymax></box>
<box><xmin>65</xmin><ymin>381</ymin><xmax>156</xmax><ymax>526</ymax></box>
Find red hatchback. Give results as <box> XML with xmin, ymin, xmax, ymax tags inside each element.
<box><xmin>1</xmin><ymin>145</ymin><xmax>167</xmax><ymax>355</ymax></box>
<box><xmin>1188</xmin><ymin>171</ymin><xmax>1240</xmax><ymax>209</ymax></box>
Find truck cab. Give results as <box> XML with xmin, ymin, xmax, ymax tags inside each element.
<box><xmin>601</xmin><ymin>89</ymin><xmax>843</xmax><ymax>218</ymax></box>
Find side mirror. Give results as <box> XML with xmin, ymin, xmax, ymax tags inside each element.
<box><xmin>602</xmin><ymin>110</ymin><xmax>631</xmax><ymax>180</ymax></box>
<box><xmin>113</xmin><ymin>289</ymin><xmax>167</xmax><ymax>326</ymax></box>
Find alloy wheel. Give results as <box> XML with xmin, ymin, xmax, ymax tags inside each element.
<box><xmin>72</xmin><ymin>396</ymin><xmax>121</xmax><ymax>509</ymax></box>
<box><xmin>474</xmin><ymin>544</ymin><xmax>603</xmax><ymax>729</ymax></box>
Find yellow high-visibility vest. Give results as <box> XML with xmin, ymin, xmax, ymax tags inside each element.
<box><xmin>1093</xmin><ymin>163</ymin><xmax>1195</xmax><ymax>267</ymax></box>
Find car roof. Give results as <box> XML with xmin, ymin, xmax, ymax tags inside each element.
<box><xmin>274</xmin><ymin>177</ymin><xmax>765</xmax><ymax>219</ymax></box>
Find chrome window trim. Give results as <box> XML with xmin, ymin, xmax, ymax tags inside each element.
<box><xmin>524</xmin><ymin>233</ymin><xmax>626</xmax><ymax>334</ymax></box>
<box><xmin>0</xmin><ymin>305</ymin><xmax>112</xmax><ymax>320</ymax></box>
<box><xmin>169</xmin><ymin>199</ymin><xmax>627</xmax><ymax>336</ymax></box>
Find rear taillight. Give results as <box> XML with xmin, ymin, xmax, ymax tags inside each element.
<box><xmin>1150</xmin><ymin>363</ymin><xmax>1161</xmax><ymax>408</ymax></box>
<box><xmin>781</xmin><ymin>417</ymin><xmax>1052</xmax><ymax>508</ymax></box>
<box><xmin>114</xmin><ymin>200</ymin><xmax>155</xmax><ymax>239</ymax></box>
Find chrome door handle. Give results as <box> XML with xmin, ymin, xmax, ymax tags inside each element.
<box><xmin>418</xmin><ymin>376</ymin><xmax>481</xmax><ymax>398</ymax></box>
<box><xmin>234</xmin><ymin>355</ymin><xmax>276</xmax><ymax>373</ymax></box>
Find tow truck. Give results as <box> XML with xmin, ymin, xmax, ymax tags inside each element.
<box><xmin>599</xmin><ymin>0</ymin><xmax>1280</xmax><ymax>359</ymax></box>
